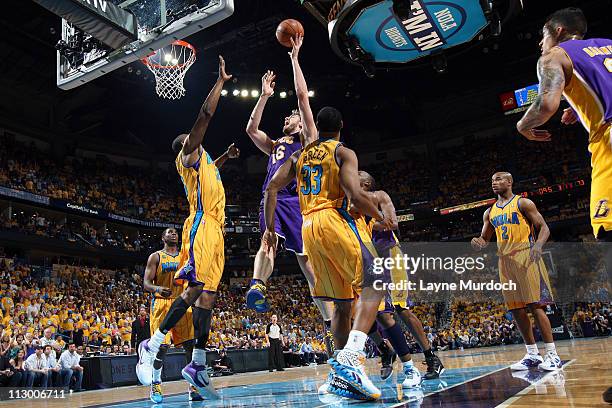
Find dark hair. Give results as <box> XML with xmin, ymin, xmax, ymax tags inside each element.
<box><xmin>162</xmin><ymin>227</ymin><xmax>176</xmax><ymax>239</ymax></box>
<box><xmin>545</xmin><ymin>7</ymin><xmax>587</xmax><ymax>38</ymax></box>
<box><xmin>316</xmin><ymin>107</ymin><xmax>343</xmax><ymax>133</ymax></box>
<box><xmin>172</xmin><ymin>134</ymin><xmax>188</xmax><ymax>154</ymax></box>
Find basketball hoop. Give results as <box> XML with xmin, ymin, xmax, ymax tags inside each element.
<box><xmin>142</xmin><ymin>40</ymin><xmax>196</xmax><ymax>100</ymax></box>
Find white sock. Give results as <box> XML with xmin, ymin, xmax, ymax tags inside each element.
<box><xmin>344</xmin><ymin>330</ymin><xmax>368</xmax><ymax>353</ymax></box>
<box><xmin>402</xmin><ymin>360</ymin><xmax>414</xmax><ymax>370</ymax></box>
<box><xmin>192</xmin><ymin>348</ymin><xmax>206</xmax><ymax>365</ymax></box>
<box><xmin>149</xmin><ymin>330</ymin><xmax>165</xmax><ymax>353</ymax></box>
<box><xmin>545</xmin><ymin>343</ymin><xmax>557</xmax><ymax>355</ymax></box>
<box><xmin>152</xmin><ymin>367</ymin><xmax>162</xmax><ymax>383</ymax></box>
<box><xmin>526</xmin><ymin>344</ymin><xmax>539</xmax><ymax>356</ymax></box>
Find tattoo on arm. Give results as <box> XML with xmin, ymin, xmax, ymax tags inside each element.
<box><xmin>520</xmin><ymin>55</ymin><xmax>565</xmax><ymax>129</ymax></box>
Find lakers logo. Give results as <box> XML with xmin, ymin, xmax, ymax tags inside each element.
<box><xmin>594</xmin><ymin>199</ymin><xmax>610</xmax><ymax>219</ymax></box>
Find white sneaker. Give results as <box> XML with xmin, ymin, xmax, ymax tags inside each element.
<box><xmin>135</xmin><ymin>339</ymin><xmax>155</xmax><ymax>386</ymax></box>
<box><xmin>329</xmin><ymin>349</ymin><xmax>381</xmax><ymax>400</ymax></box>
<box><xmin>510</xmin><ymin>353</ymin><xmax>543</xmax><ymax>371</ymax></box>
<box><xmin>402</xmin><ymin>364</ymin><xmax>423</xmax><ymax>388</ymax></box>
<box><xmin>538</xmin><ymin>352</ymin><xmax>562</xmax><ymax>371</ymax></box>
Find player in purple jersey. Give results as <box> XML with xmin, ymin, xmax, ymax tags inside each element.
<box><xmin>517</xmin><ymin>7</ymin><xmax>612</xmax><ymax>241</ymax></box>
<box><xmin>359</xmin><ymin>171</ymin><xmax>445</xmax><ymax>381</ymax></box>
<box><xmin>244</xmin><ymin>69</ymin><xmax>334</xmax><ymax>331</ymax></box>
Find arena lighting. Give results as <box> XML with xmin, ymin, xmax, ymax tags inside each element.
<box><xmin>279</xmin><ymin>91</ymin><xmax>287</xmax><ymax>98</ymax></box>
<box><xmin>308</xmin><ymin>90</ymin><xmax>314</xmax><ymax>97</ymax></box>
<box><xmin>240</xmin><ymin>89</ymin><xmax>248</xmax><ymax>97</ymax></box>
<box><xmin>221</xmin><ymin>89</ymin><xmax>228</xmax><ymax>96</ymax></box>
<box><xmin>251</xmin><ymin>90</ymin><xmax>260</xmax><ymax>97</ymax></box>
<box><xmin>232</xmin><ymin>89</ymin><xmax>240</xmax><ymax>96</ymax></box>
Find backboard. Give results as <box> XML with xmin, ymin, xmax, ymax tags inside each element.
<box><xmin>56</xmin><ymin>0</ymin><xmax>234</xmax><ymax>90</ymax></box>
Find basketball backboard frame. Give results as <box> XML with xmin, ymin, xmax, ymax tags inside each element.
<box><xmin>57</xmin><ymin>0</ymin><xmax>234</xmax><ymax>90</ymax></box>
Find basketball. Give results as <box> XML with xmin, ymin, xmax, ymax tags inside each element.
<box><xmin>276</xmin><ymin>19</ymin><xmax>304</xmax><ymax>48</ymax></box>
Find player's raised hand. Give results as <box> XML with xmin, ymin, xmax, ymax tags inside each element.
<box><xmin>471</xmin><ymin>237</ymin><xmax>487</xmax><ymax>251</ymax></box>
<box><xmin>262</xmin><ymin>71</ymin><xmax>276</xmax><ymax>97</ymax></box>
<box><xmin>560</xmin><ymin>107</ymin><xmax>578</xmax><ymax>125</ymax></box>
<box><xmin>227</xmin><ymin>143</ymin><xmax>240</xmax><ymax>159</ymax></box>
<box><xmin>218</xmin><ymin>55</ymin><xmax>232</xmax><ymax>82</ymax></box>
<box><xmin>288</xmin><ymin>34</ymin><xmax>303</xmax><ymax>60</ymax></box>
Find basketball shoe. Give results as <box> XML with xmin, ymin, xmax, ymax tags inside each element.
<box><xmin>189</xmin><ymin>385</ymin><xmax>204</xmax><ymax>401</ymax></box>
<box><xmin>380</xmin><ymin>347</ymin><xmax>397</xmax><ymax>381</ymax></box>
<box><xmin>246</xmin><ymin>282</ymin><xmax>270</xmax><ymax>312</ymax></box>
<box><xmin>150</xmin><ymin>381</ymin><xmax>163</xmax><ymax>403</ymax></box>
<box><xmin>136</xmin><ymin>339</ymin><xmax>155</xmax><ymax>386</ymax></box>
<box><xmin>182</xmin><ymin>361</ymin><xmax>219</xmax><ymax>400</ymax></box>
<box><xmin>423</xmin><ymin>354</ymin><xmax>445</xmax><ymax>380</ymax></box>
<box><xmin>510</xmin><ymin>353</ymin><xmax>543</xmax><ymax>370</ymax></box>
<box><xmin>402</xmin><ymin>363</ymin><xmax>423</xmax><ymax>388</ymax></box>
<box><xmin>538</xmin><ymin>351</ymin><xmax>562</xmax><ymax>371</ymax></box>
<box><xmin>328</xmin><ymin>349</ymin><xmax>381</xmax><ymax>400</ymax></box>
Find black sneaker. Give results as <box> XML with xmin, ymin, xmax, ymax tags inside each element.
<box><xmin>603</xmin><ymin>387</ymin><xmax>612</xmax><ymax>403</ymax></box>
<box><xmin>380</xmin><ymin>348</ymin><xmax>397</xmax><ymax>380</ymax></box>
<box><xmin>423</xmin><ymin>354</ymin><xmax>445</xmax><ymax>380</ymax></box>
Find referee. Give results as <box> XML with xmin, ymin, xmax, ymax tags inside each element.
<box><xmin>265</xmin><ymin>315</ymin><xmax>285</xmax><ymax>372</ymax></box>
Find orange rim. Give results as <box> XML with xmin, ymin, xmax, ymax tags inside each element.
<box><xmin>141</xmin><ymin>40</ymin><xmax>196</xmax><ymax>69</ymax></box>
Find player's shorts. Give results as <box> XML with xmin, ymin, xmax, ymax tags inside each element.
<box><xmin>376</xmin><ymin>245</ymin><xmax>409</xmax><ymax>313</ymax></box>
<box><xmin>259</xmin><ymin>196</ymin><xmax>303</xmax><ymax>254</ymax></box>
<box><xmin>150</xmin><ymin>297</ymin><xmax>194</xmax><ymax>345</ymax></box>
<box><xmin>498</xmin><ymin>249</ymin><xmax>554</xmax><ymax>311</ymax></box>
<box><xmin>589</xmin><ymin>124</ymin><xmax>612</xmax><ymax>238</ymax></box>
<box><xmin>175</xmin><ymin>212</ymin><xmax>225</xmax><ymax>292</ymax></box>
<box><xmin>302</xmin><ymin>207</ymin><xmax>381</xmax><ymax>301</ymax></box>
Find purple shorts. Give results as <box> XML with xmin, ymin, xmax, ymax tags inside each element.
<box><xmin>259</xmin><ymin>196</ymin><xmax>304</xmax><ymax>255</ymax></box>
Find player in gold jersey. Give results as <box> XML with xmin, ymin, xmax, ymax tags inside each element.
<box><xmin>263</xmin><ymin>35</ymin><xmax>393</xmax><ymax>401</ymax></box>
<box><xmin>143</xmin><ymin>228</ymin><xmax>195</xmax><ymax>403</ymax></box>
<box><xmin>472</xmin><ymin>172</ymin><xmax>561</xmax><ymax>371</ymax></box>
<box><xmin>136</xmin><ymin>56</ymin><xmax>232</xmax><ymax>400</ymax></box>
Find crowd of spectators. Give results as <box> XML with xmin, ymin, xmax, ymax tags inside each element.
<box><xmin>0</xmin><ymin>128</ymin><xmax>592</xmax><ymax>228</ymax></box>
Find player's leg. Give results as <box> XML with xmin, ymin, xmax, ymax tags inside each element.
<box><xmin>246</xmin><ymin>208</ymin><xmax>282</xmax><ymax>312</ymax></box>
<box><xmin>366</xmin><ymin>321</ymin><xmax>396</xmax><ymax>380</ymax></box>
<box><xmin>137</xmin><ymin>285</ymin><xmax>201</xmax><ymax>386</ymax></box>
<box><xmin>376</xmin><ymin>311</ymin><xmax>422</xmax><ymax>388</ymax></box>
<box><xmin>396</xmin><ymin>306</ymin><xmax>444</xmax><ymax>379</ymax></box>
<box><xmin>510</xmin><ymin>307</ymin><xmax>544</xmax><ymax>370</ymax></box>
<box><xmin>148</xmin><ymin>298</ymin><xmax>174</xmax><ymax>403</ymax></box>
<box><xmin>529</xmin><ymin>304</ymin><xmax>561</xmax><ymax>371</ymax></box>
<box><xmin>181</xmin><ymin>222</ymin><xmax>224</xmax><ymax>399</ymax></box>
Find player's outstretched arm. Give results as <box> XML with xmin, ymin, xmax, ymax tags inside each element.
<box><xmin>182</xmin><ymin>56</ymin><xmax>232</xmax><ymax>161</ymax></box>
<box><xmin>214</xmin><ymin>143</ymin><xmax>240</xmax><ymax>169</ymax></box>
<box><xmin>263</xmin><ymin>151</ymin><xmax>298</xmax><ymax>245</ymax></box>
<box><xmin>143</xmin><ymin>253</ymin><xmax>171</xmax><ymax>297</ymax></box>
<box><xmin>289</xmin><ymin>35</ymin><xmax>317</xmax><ymax>145</ymax></box>
<box><xmin>471</xmin><ymin>208</ymin><xmax>494</xmax><ymax>251</ymax></box>
<box><xmin>517</xmin><ymin>49</ymin><xmax>568</xmax><ymax>141</ymax></box>
<box><xmin>372</xmin><ymin>190</ymin><xmax>398</xmax><ymax>231</ymax></box>
<box><xmin>519</xmin><ymin>198</ymin><xmax>550</xmax><ymax>261</ymax></box>
<box><xmin>337</xmin><ymin>146</ymin><xmax>390</xmax><ymax>229</ymax></box>
<box><xmin>246</xmin><ymin>71</ymin><xmax>276</xmax><ymax>155</ymax></box>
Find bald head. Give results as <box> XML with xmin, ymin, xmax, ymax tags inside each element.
<box><xmin>491</xmin><ymin>172</ymin><xmax>513</xmax><ymax>196</ymax></box>
<box><xmin>358</xmin><ymin>170</ymin><xmax>376</xmax><ymax>191</ymax></box>
<box><xmin>172</xmin><ymin>133</ymin><xmax>189</xmax><ymax>154</ymax></box>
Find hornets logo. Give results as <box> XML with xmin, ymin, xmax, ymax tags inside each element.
<box><xmin>594</xmin><ymin>199</ymin><xmax>610</xmax><ymax>219</ymax></box>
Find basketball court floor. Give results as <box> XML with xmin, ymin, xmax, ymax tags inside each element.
<box><xmin>4</xmin><ymin>337</ymin><xmax>609</xmax><ymax>407</ymax></box>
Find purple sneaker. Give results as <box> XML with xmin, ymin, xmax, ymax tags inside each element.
<box><xmin>136</xmin><ymin>339</ymin><xmax>155</xmax><ymax>386</ymax></box>
<box><xmin>182</xmin><ymin>362</ymin><xmax>219</xmax><ymax>400</ymax></box>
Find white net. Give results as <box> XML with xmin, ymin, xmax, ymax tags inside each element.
<box><xmin>142</xmin><ymin>40</ymin><xmax>196</xmax><ymax>100</ymax></box>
